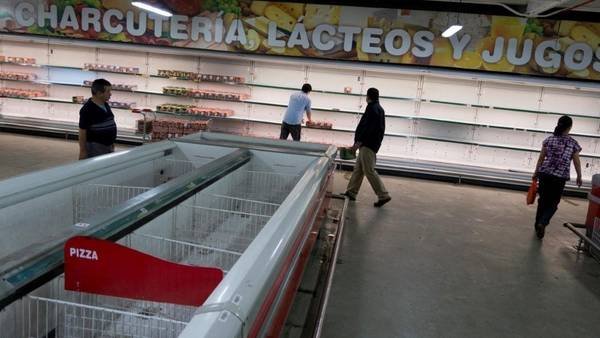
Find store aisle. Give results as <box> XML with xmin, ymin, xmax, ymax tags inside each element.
<box><xmin>1</xmin><ymin>132</ymin><xmax>599</xmax><ymax>337</ymax></box>
<box><xmin>0</xmin><ymin>132</ymin><xmax>131</xmax><ymax>180</ymax></box>
<box><xmin>324</xmin><ymin>173</ymin><xmax>600</xmax><ymax>338</ymax></box>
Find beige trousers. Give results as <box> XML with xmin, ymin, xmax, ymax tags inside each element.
<box><xmin>345</xmin><ymin>146</ymin><xmax>389</xmax><ymax>200</ymax></box>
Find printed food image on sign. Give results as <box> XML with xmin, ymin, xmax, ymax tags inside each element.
<box><xmin>1</xmin><ymin>0</ymin><xmax>599</xmax><ymax>81</ymax></box>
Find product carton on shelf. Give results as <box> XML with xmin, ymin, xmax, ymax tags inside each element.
<box><xmin>187</xmin><ymin>106</ymin><xmax>234</xmax><ymax>117</ymax></box>
<box><xmin>157</xmin><ymin>69</ymin><xmax>197</xmax><ymax>80</ymax></box>
<box><xmin>0</xmin><ymin>72</ymin><xmax>37</xmax><ymax>81</ymax></box>
<box><xmin>0</xmin><ymin>55</ymin><xmax>36</xmax><ymax>65</ymax></box>
<box><xmin>83</xmin><ymin>80</ymin><xmax>137</xmax><ymax>91</ymax></box>
<box><xmin>198</xmin><ymin>73</ymin><xmax>245</xmax><ymax>84</ymax></box>
<box><xmin>306</xmin><ymin>120</ymin><xmax>333</xmax><ymax>129</ymax></box>
<box><xmin>0</xmin><ymin>88</ymin><xmax>47</xmax><ymax>98</ymax></box>
<box><xmin>157</xmin><ymin>69</ymin><xmax>245</xmax><ymax>84</ymax></box>
<box><xmin>109</xmin><ymin>101</ymin><xmax>136</xmax><ymax>109</ymax></box>
<box><xmin>149</xmin><ymin>119</ymin><xmax>210</xmax><ymax>141</ymax></box>
<box><xmin>84</xmin><ymin>63</ymin><xmax>140</xmax><ymax>74</ymax></box>
<box><xmin>155</xmin><ymin>104</ymin><xmax>235</xmax><ymax>118</ymax></box>
<box><xmin>163</xmin><ymin>86</ymin><xmax>189</xmax><ymax>96</ymax></box>
<box><xmin>162</xmin><ymin>86</ymin><xmax>248</xmax><ymax>102</ymax></box>
<box><xmin>156</xmin><ymin>103</ymin><xmax>194</xmax><ymax>113</ymax></box>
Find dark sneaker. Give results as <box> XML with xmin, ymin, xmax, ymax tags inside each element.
<box><xmin>374</xmin><ymin>196</ymin><xmax>391</xmax><ymax>208</ymax></box>
<box><xmin>535</xmin><ymin>224</ymin><xmax>545</xmax><ymax>239</ymax></box>
<box><xmin>341</xmin><ymin>192</ymin><xmax>356</xmax><ymax>201</ymax></box>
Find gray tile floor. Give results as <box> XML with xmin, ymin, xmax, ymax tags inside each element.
<box><xmin>324</xmin><ymin>172</ymin><xmax>600</xmax><ymax>338</ymax></box>
<box><xmin>1</xmin><ymin>132</ymin><xmax>598</xmax><ymax>338</ymax></box>
<box><xmin>0</xmin><ymin>132</ymin><xmax>129</xmax><ymax>180</ymax></box>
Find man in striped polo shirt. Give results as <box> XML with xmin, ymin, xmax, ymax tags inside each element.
<box><xmin>78</xmin><ymin>79</ymin><xmax>117</xmax><ymax>159</ymax></box>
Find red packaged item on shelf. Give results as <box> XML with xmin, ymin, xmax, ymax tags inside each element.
<box><xmin>3</xmin><ymin>56</ymin><xmax>36</xmax><ymax>65</ymax></box>
<box><xmin>149</xmin><ymin>118</ymin><xmax>209</xmax><ymax>141</ymax></box>
<box><xmin>0</xmin><ymin>72</ymin><xmax>36</xmax><ymax>81</ymax></box>
<box><xmin>306</xmin><ymin>120</ymin><xmax>333</xmax><ymax>129</ymax></box>
<box><xmin>0</xmin><ymin>88</ymin><xmax>47</xmax><ymax>98</ymax></box>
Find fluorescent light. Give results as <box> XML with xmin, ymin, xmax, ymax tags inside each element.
<box><xmin>132</xmin><ymin>2</ymin><xmax>172</xmax><ymax>17</ymax></box>
<box><xmin>442</xmin><ymin>25</ymin><xmax>463</xmax><ymax>38</ymax></box>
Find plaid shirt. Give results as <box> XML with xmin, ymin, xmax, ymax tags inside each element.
<box><xmin>539</xmin><ymin>135</ymin><xmax>582</xmax><ymax>179</ymax></box>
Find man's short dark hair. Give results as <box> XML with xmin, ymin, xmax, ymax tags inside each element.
<box><xmin>91</xmin><ymin>79</ymin><xmax>111</xmax><ymax>95</ymax></box>
<box><xmin>367</xmin><ymin>87</ymin><xmax>379</xmax><ymax>101</ymax></box>
<box><xmin>301</xmin><ymin>83</ymin><xmax>312</xmax><ymax>93</ymax></box>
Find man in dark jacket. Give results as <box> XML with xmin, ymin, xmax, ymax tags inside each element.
<box><xmin>78</xmin><ymin>79</ymin><xmax>117</xmax><ymax>159</ymax></box>
<box><xmin>343</xmin><ymin>88</ymin><xmax>391</xmax><ymax>207</ymax></box>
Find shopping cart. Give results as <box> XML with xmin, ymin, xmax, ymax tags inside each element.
<box><xmin>564</xmin><ymin>174</ymin><xmax>600</xmax><ymax>259</ymax></box>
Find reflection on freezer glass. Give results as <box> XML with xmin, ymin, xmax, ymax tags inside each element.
<box><xmin>0</xmin><ymin>133</ymin><xmax>333</xmax><ymax>338</ymax></box>
<box><xmin>2</xmin><ymin>170</ymin><xmax>300</xmax><ymax>337</ymax></box>
<box><xmin>0</xmin><ymin>157</ymin><xmax>205</xmax><ymax>259</ymax></box>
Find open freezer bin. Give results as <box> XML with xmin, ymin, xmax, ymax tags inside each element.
<box><xmin>0</xmin><ymin>132</ymin><xmax>337</xmax><ymax>338</ymax></box>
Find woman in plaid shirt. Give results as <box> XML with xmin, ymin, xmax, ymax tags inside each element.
<box><xmin>533</xmin><ymin>115</ymin><xmax>583</xmax><ymax>239</ymax></box>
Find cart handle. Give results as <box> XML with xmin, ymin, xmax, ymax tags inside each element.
<box><xmin>563</xmin><ymin>222</ymin><xmax>600</xmax><ymax>253</ymax></box>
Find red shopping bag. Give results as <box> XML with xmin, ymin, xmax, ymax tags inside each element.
<box><xmin>527</xmin><ymin>179</ymin><xmax>538</xmax><ymax>205</ymax></box>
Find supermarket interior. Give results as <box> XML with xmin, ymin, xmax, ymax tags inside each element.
<box><xmin>1</xmin><ymin>0</ymin><xmax>600</xmax><ymax>337</ymax></box>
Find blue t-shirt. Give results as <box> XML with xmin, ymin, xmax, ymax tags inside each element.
<box><xmin>283</xmin><ymin>92</ymin><xmax>311</xmax><ymax>125</ymax></box>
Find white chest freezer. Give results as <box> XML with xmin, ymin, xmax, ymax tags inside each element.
<box><xmin>0</xmin><ymin>132</ymin><xmax>337</xmax><ymax>338</ymax></box>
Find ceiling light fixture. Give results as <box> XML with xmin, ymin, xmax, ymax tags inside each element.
<box><xmin>442</xmin><ymin>25</ymin><xmax>463</xmax><ymax>38</ymax></box>
<box><xmin>131</xmin><ymin>2</ymin><xmax>173</xmax><ymax>17</ymax></box>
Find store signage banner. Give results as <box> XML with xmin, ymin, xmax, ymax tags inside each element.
<box><xmin>1</xmin><ymin>0</ymin><xmax>600</xmax><ymax>81</ymax></box>
<box><xmin>64</xmin><ymin>236</ymin><xmax>223</xmax><ymax>306</ymax></box>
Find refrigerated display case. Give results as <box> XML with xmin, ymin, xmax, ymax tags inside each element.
<box><xmin>0</xmin><ymin>132</ymin><xmax>336</xmax><ymax>337</ymax></box>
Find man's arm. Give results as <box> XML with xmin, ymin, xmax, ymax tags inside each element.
<box><xmin>79</xmin><ymin>128</ymin><xmax>87</xmax><ymax>160</ymax></box>
<box><xmin>305</xmin><ymin>99</ymin><xmax>312</xmax><ymax>123</ymax></box>
<box><xmin>353</xmin><ymin>106</ymin><xmax>374</xmax><ymax>150</ymax></box>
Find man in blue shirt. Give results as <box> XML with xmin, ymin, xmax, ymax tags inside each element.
<box><xmin>280</xmin><ymin>83</ymin><xmax>312</xmax><ymax>141</ymax></box>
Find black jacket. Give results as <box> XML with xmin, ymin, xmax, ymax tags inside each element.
<box><xmin>355</xmin><ymin>100</ymin><xmax>385</xmax><ymax>153</ymax></box>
